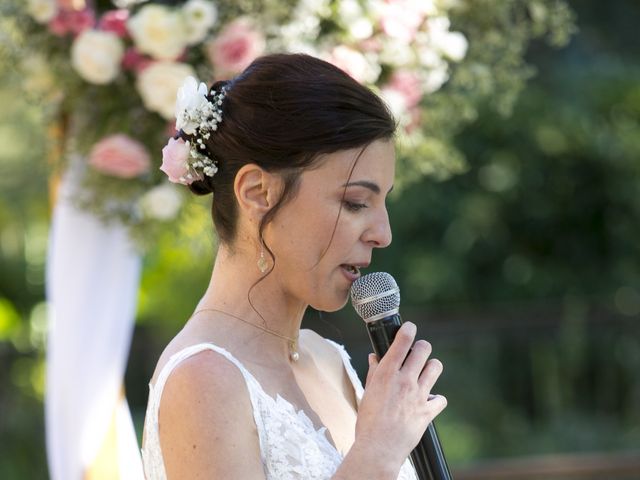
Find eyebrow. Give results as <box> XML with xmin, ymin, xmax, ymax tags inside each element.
<box><xmin>342</xmin><ymin>180</ymin><xmax>394</xmax><ymax>195</ymax></box>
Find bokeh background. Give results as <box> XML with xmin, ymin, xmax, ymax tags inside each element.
<box><xmin>1</xmin><ymin>0</ymin><xmax>639</xmax><ymax>478</ymax></box>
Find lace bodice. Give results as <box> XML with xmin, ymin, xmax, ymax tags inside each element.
<box><xmin>141</xmin><ymin>341</ymin><xmax>418</xmax><ymax>480</ymax></box>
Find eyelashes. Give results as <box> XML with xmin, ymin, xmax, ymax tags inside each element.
<box><xmin>343</xmin><ymin>201</ymin><xmax>368</xmax><ymax>212</ymax></box>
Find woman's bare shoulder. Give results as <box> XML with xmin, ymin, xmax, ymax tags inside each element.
<box><xmin>158</xmin><ymin>348</ymin><xmax>265</xmax><ymax>478</ymax></box>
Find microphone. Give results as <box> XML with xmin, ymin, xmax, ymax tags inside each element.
<box><xmin>350</xmin><ymin>272</ymin><xmax>453</xmax><ymax>480</ymax></box>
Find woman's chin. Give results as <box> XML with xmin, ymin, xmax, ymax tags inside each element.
<box><xmin>311</xmin><ymin>293</ymin><xmax>350</xmax><ymax>313</ymax></box>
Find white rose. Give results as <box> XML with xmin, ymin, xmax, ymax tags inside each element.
<box><xmin>324</xmin><ymin>46</ymin><xmax>380</xmax><ymax>84</ymax></box>
<box><xmin>339</xmin><ymin>0</ymin><xmax>363</xmax><ymax>21</ymax></box>
<box><xmin>128</xmin><ymin>5</ymin><xmax>188</xmax><ymax>60</ymax></box>
<box><xmin>183</xmin><ymin>0</ymin><xmax>218</xmax><ymax>45</ymax></box>
<box><xmin>423</xmin><ymin>16</ymin><xmax>468</xmax><ymax>62</ymax></box>
<box><xmin>71</xmin><ymin>30</ymin><xmax>124</xmax><ymax>85</ymax></box>
<box><xmin>27</xmin><ymin>0</ymin><xmax>57</xmax><ymax>24</ymax></box>
<box><xmin>407</xmin><ymin>0</ymin><xmax>437</xmax><ymax>16</ymax></box>
<box><xmin>136</xmin><ymin>61</ymin><xmax>195</xmax><ymax>119</ymax></box>
<box><xmin>414</xmin><ymin>34</ymin><xmax>444</xmax><ymax>68</ymax></box>
<box><xmin>381</xmin><ymin>88</ymin><xmax>409</xmax><ymax>120</ymax></box>
<box><xmin>22</xmin><ymin>54</ymin><xmax>62</xmax><ymax>101</ymax></box>
<box><xmin>420</xmin><ymin>64</ymin><xmax>449</xmax><ymax>94</ymax></box>
<box><xmin>433</xmin><ymin>31</ymin><xmax>468</xmax><ymax>62</ymax></box>
<box><xmin>379</xmin><ymin>38</ymin><xmax>416</xmax><ymax>67</ymax></box>
<box><xmin>349</xmin><ymin>18</ymin><xmax>373</xmax><ymax>40</ymax></box>
<box><xmin>139</xmin><ymin>183</ymin><xmax>183</xmax><ymax>221</ymax></box>
<box><xmin>175</xmin><ymin>76</ymin><xmax>210</xmax><ymax>134</ymax></box>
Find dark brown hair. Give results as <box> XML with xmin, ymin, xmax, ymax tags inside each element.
<box><xmin>180</xmin><ymin>53</ymin><xmax>396</xmax><ymax>245</ymax></box>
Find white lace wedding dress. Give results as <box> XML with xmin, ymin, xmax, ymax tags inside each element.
<box><xmin>141</xmin><ymin>340</ymin><xmax>418</xmax><ymax>480</ymax></box>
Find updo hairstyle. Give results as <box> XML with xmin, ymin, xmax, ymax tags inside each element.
<box><xmin>179</xmin><ymin>53</ymin><xmax>396</xmax><ymax>246</ymax></box>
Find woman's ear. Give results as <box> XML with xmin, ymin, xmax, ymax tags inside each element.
<box><xmin>234</xmin><ymin>164</ymin><xmax>282</xmax><ymax>219</ymax></box>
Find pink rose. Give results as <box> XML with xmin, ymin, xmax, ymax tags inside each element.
<box><xmin>88</xmin><ymin>134</ymin><xmax>151</xmax><ymax>178</ymax></box>
<box><xmin>160</xmin><ymin>137</ymin><xmax>192</xmax><ymax>184</ymax></box>
<box><xmin>206</xmin><ymin>18</ymin><xmax>265</xmax><ymax>76</ymax></box>
<box><xmin>99</xmin><ymin>9</ymin><xmax>129</xmax><ymax>38</ymax></box>
<box><xmin>49</xmin><ymin>11</ymin><xmax>71</xmax><ymax>36</ymax></box>
<box><xmin>387</xmin><ymin>70</ymin><xmax>423</xmax><ymax>109</ymax></box>
<box><xmin>359</xmin><ymin>37</ymin><xmax>383</xmax><ymax>54</ymax></box>
<box><xmin>68</xmin><ymin>8</ymin><xmax>95</xmax><ymax>34</ymax></box>
<box><xmin>121</xmin><ymin>48</ymin><xmax>152</xmax><ymax>73</ymax></box>
<box><xmin>49</xmin><ymin>8</ymin><xmax>95</xmax><ymax>36</ymax></box>
<box><xmin>56</xmin><ymin>0</ymin><xmax>77</xmax><ymax>8</ymax></box>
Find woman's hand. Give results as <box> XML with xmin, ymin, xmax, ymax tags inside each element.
<box><xmin>353</xmin><ymin>322</ymin><xmax>447</xmax><ymax>472</ymax></box>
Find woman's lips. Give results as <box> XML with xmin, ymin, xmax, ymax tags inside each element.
<box><xmin>340</xmin><ymin>264</ymin><xmax>361</xmax><ymax>282</ymax></box>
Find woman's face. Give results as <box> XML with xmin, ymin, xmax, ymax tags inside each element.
<box><xmin>265</xmin><ymin>139</ymin><xmax>395</xmax><ymax>312</ymax></box>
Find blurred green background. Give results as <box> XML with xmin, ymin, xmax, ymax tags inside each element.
<box><xmin>1</xmin><ymin>0</ymin><xmax>639</xmax><ymax>478</ymax></box>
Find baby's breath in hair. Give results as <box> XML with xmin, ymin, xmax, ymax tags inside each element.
<box><xmin>161</xmin><ymin>76</ymin><xmax>228</xmax><ymax>185</ymax></box>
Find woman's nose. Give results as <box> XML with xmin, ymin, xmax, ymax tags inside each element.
<box><xmin>363</xmin><ymin>208</ymin><xmax>392</xmax><ymax>248</ymax></box>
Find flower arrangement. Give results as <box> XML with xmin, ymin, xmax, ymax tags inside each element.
<box><xmin>0</xmin><ymin>0</ymin><xmax>575</xmax><ymax>247</ymax></box>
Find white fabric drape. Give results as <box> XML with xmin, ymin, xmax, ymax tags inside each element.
<box><xmin>45</xmin><ymin>164</ymin><xmax>144</xmax><ymax>480</ymax></box>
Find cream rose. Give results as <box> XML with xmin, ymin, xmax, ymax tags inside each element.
<box><xmin>183</xmin><ymin>0</ymin><xmax>218</xmax><ymax>45</ymax></box>
<box><xmin>136</xmin><ymin>61</ymin><xmax>195</xmax><ymax>119</ymax></box>
<box><xmin>27</xmin><ymin>0</ymin><xmax>57</xmax><ymax>24</ymax></box>
<box><xmin>71</xmin><ymin>30</ymin><xmax>124</xmax><ymax>85</ymax></box>
<box><xmin>139</xmin><ymin>183</ymin><xmax>183</xmax><ymax>220</ymax></box>
<box><xmin>128</xmin><ymin>4</ymin><xmax>188</xmax><ymax>60</ymax></box>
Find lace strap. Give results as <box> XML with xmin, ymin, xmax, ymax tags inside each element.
<box><xmin>324</xmin><ymin>339</ymin><xmax>365</xmax><ymax>403</ymax></box>
<box><xmin>148</xmin><ymin>343</ymin><xmax>268</xmax><ymax>463</ymax></box>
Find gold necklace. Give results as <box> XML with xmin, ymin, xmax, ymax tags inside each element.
<box><xmin>192</xmin><ymin>308</ymin><xmax>300</xmax><ymax>362</ymax></box>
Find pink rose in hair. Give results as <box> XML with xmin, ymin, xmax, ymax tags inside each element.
<box><xmin>160</xmin><ymin>137</ymin><xmax>192</xmax><ymax>184</ymax></box>
<box><xmin>206</xmin><ymin>18</ymin><xmax>265</xmax><ymax>76</ymax></box>
<box><xmin>99</xmin><ymin>9</ymin><xmax>129</xmax><ymax>38</ymax></box>
<box><xmin>88</xmin><ymin>134</ymin><xmax>151</xmax><ymax>178</ymax></box>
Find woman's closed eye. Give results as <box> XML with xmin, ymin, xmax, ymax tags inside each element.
<box><xmin>344</xmin><ymin>201</ymin><xmax>368</xmax><ymax>212</ymax></box>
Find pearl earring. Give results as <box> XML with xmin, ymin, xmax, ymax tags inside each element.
<box><xmin>257</xmin><ymin>246</ymin><xmax>268</xmax><ymax>273</ymax></box>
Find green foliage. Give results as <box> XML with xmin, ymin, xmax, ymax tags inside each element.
<box><xmin>383</xmin><ymin>64</ymin><xmax>640</xmax><ymax>309</ymax></box>
<box><xmin>367</xmin><ymin>1</ymin><xmax>640</xmax><ymax>460</ymax></box>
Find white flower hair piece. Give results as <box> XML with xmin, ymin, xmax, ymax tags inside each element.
<box><xmin>174</xmin><ymin>75</ymin><xmax>228</xmax><ymax>180</ymax></box>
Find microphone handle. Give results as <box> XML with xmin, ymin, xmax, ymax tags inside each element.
<box><xmin>366</xmin><ymin>314</ymin><xmax>453</xmax><ymax>480</ymax></box>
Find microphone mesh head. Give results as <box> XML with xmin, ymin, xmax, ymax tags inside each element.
<box><xmin>350</xmin><ymin>272</ymin><xmax>400</xmax><ymax>322</ymax></box>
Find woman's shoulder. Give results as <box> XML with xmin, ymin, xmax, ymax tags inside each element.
<box><xmin>155</xmin><ymin>343</ymin><xmax>264</xmax><ymax>477</ymax></box>
<box><xmin>155</xmin><ymin>339</ymin><xmax>255</xmax><ymax>421</ymax></box>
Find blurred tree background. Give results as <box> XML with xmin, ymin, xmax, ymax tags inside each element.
<box><xmin>1</xmin><ymin>0</ymin><xmax>639</xmax><ymax>477</ymax></box>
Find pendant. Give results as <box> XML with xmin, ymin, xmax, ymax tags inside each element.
<box><xmin>289</xmin><ymin>340</ymin><xmax>299</xmax><ymax>362</ymax></box>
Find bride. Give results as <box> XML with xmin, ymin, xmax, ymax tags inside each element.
<box><xmin>142</xmin><ymin>53</ymin><xmax>447</xmax><ymax>479</ymax></box>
